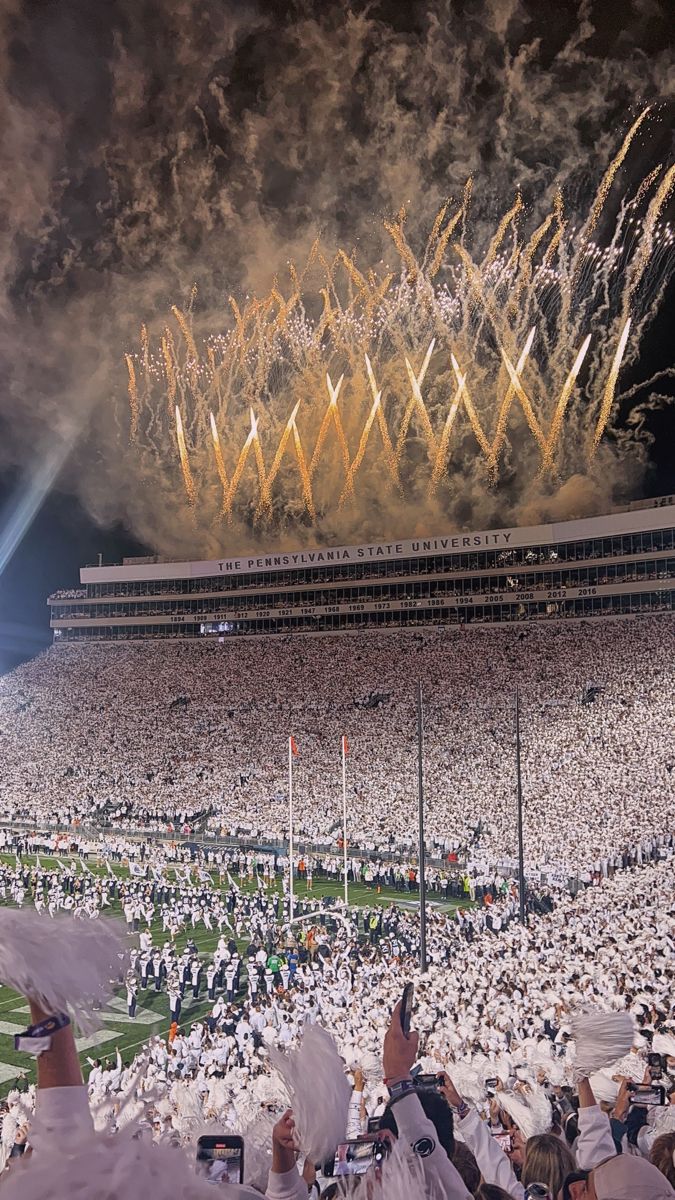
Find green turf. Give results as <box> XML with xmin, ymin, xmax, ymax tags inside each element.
<box><xmin>0</xmin><ymin>851</ymin><xmax>468</xmax><ymax>1097</ymax></box>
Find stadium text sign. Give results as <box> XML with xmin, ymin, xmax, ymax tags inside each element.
<box><xmin>213</xmin><ymin>532</ymin><xmax>513</xmax><ymax>576</ymax></box>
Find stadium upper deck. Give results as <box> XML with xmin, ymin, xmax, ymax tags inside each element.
<box><xmin>49</xmin><ymin>496</ymin><xmax>675</xmax><ymax>640</ymax></box>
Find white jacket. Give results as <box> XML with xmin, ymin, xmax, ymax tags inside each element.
<box><xmin>457</xmin><ymin>1107</ymin><xmax>524</xmax><ymax>1199</ymax></box>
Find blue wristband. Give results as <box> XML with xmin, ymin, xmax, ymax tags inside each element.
<box><xmin>387</xmin><ymin>1079</ymin><xmax>417</xmax><ymax>1102</ymax></box>
<box><xmin>14</xmin><ymin>1012</ymin><xmax>71</xmax><ymax>1056</ymax></box>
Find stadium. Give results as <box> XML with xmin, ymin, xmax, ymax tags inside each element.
<box><xmin>48</xmin><ymin>496</ymin><xmax>675</xmax><ymax>640</ymax></box>
<box><xmin>1</xmin><ymin>3</ymin><xmax>675</xmax><ymax>1197</ymax></box>
<box><xmin>1</xmin><ymin>496</ymin><xmax>675</xmax><ymax>1194</ymax></box>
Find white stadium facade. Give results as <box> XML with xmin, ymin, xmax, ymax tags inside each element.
<box><xmin>49</xmin><ymin>495</ymin><xmax>675</xmax><ymax>642</ymax></box>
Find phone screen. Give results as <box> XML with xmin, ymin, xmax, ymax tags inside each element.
<box><xmin>196</xmin><ymin>1137</ymin><xmax>244</xmax><ymax>1184</ymax></box>
<box><xmin>629</xmin><ymin>1086</ymin><xmax>665</xmax><ymax>1107</ymax></box>
<box><xmin>334</xmin><ymin>1139</ymin><xmax>387</xmax><ymax>1177</ymax></box>
<box><xmin>400</xmin><ymin>983</ymin><xmax>414</xmax><ymax>1036</ymax></box>
<box><xmin>415</xmin><ymin>1073</ymin><xmax>441</xmax><ymax>1090</ymax></box>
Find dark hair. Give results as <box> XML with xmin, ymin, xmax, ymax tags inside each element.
<box><xmin>378</xmin><ymin>1089</ymin><xmax>455</xmax><ymax>1159</ymax></box>
<box><xmin>475</xmin><ymin>1185</ymin><xmax>515</xmax><ymax>1200</ymax></box>
<box><xmin>451</xmin><ymin>1141</ymin><xmax>481</xmax><ymax>1193</ymax></box>
<box><xmin>563</xmin><ymin>1114</ymin><xmax>579</xmax><ymax>1145</ymax></box>
<box><xmin>651</xmin><ymin>1132</ymin><xmax>675</xmax><ymax>1187</ymax></box>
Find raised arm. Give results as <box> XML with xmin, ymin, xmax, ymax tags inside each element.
<box><xmin>439</xmin><ymin>1073</ymin><xmax>524</xmax><ymax>1200</ymax></box>
<box><xmin>383</xmin><ymin>1003</ymin><xmax>473</xmax><ymax>1200</ymax></box>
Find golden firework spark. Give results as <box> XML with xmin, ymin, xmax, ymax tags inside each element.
<box><xmin>592</xmin><ymin>319</ymin><xmax>632</xmax><ymax>453</ymax></box>
<box><xmin>543</xmin><ymin>334</ymin><xmax>592</xmax><ymax>473</ymax></box>
<box><xmin>583</xmin><ymin>107</ymin><xmax>652</xmax><ymax>241</ymax></box>
<box><xmin>209</xmin><ymin>411</ymin><xmax>229</xmax><ymax>511</ymax></box>
<box><xmin>309</xmin><ymin>375</ymin><xmax>344</xmax><ymax>479</ymax></box>
<box><xmin>162</xmin><ymin>335</ymin><xmax>177</xmax><ymax>410</ymax></box>
<box><xmin>339</xmin><ymin>387</ymin><xmax>382</xmax><ymax>507</ymax></box>
<box><xmin>291</xmin><ymin>420</ymin><xmax>316</xmax><ymax>520</ymax></box>
<box><xmin>174</xmin><ymin>405</ymin><xmax>196</xmax><ymax>506</ymax></box>
<box><xmin>127</xmin><ymin>116</ymin><xmax>673</xmax><ymax>535</ymax></box>
<box><xmin>395</xmin><ymin>341</ymin><xmax>437</xmax><ymax>464</ymax></box>
<box><xmin>490</xmin><ymin>327</ymin><xmax>536</xmax><ymax>474</ymax></box>
<box><xmin>624</xmin><ymin>162</ymin><xmax>675</xmax><ymax>312</ymax></box>
<box><xmin>225</xmin><ymin>409</ymin><xmax>258</xmax><ymax>517</ymax></box>
<box><xmin>430</xmin><ymin>358</ymin><xmax>468</xmax><ymax>494</ymax></box>
<box><xmin>125</xmin><ymin>354</ymin><xmax>139</xmax><ymax>442</ymax></box>
<box><xmin>256</xmin><ymin>401</ymin><xmax>301</xmax><ymax>519</ymax></box>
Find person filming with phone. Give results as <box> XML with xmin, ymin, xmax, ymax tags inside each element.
<box><xmin>377</xmin><ymin>985</ymin><xmax>474</xmax><ymax>1199</ymax></box>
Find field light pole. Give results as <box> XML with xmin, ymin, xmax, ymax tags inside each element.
<box><xmin>515</xmin><ymin>687</ymin><xmax>526</xmax><ymax>925</ymax></box>
<box><xmin>341</xmin><ymin>735</ymin><xmax>349</xmax><ymax>907</ymax></box>
<box><xmin>288</xmin><ymin>736</ymin><xmax>295</xmax><ymax>922</ymax></box>
<box><xmin>417</xmin><ymin>680</ymin><xmax>428</xmax><ymax>973</ymax></box>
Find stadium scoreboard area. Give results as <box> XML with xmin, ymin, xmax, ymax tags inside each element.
<box><xmin>49</xmin><ymin>497</ymin><xmax>674</xmax><ymax>641</ymax></box>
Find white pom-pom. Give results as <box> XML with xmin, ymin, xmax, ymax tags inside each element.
<box><xmin>570</xmin><ymin>1011</ymin><xmax>635</xmax><ymax>1078</ymax></box>
<box><xmin>497</xmin><ymin>1085</ymin><xmax>552</xmax><ymax>1141</ymax></box>
<box><xmin>270</xmin><ymin>1023</ymin><xmax>351</xmax><ymax>1163</ymax></box>
<box><xmin>237</xmin><ymin>1108</ymin><xmax>277</xmax><ymax>1190</ymax></box>
<box><xmin>347</xmin><ymin>1138</ymin><xmax>428</xmax><ymax>1200</ymax></box>
<box><xmin>0</xmin><ymin>910</ymin><xmax>128</xmax><ymax>1033</ymax></box>
<box><xmin>446</xmin><ymin>1060</ymin><xmax>484</xmax><ymax>1104</ymax></box>
<box><xmin>653</xmin><ymin>1033</ymin><xmax>675</xmax><ymax>1058</ymax></box>
<box><xmin>0</xmin><ymin>1118</ymin><xmax>233</xmax><ymax>1200</ymax></box>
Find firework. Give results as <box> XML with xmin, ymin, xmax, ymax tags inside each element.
<box><xmin>209</xmin><ymin>410</ymin><xmax>229</xmax><ymax>512</ymax></box>
<box><xmin>127</xmin><ymin>110</ymin><xmax>674</xmax><ymax>541</ymax></box>
<box><xmin>226</xmin><ymin>408</ymin><xmax>259</xmax><ymax>515</ymax></box>
<box><xmin>592</xmin><ymin>319</ymin><xmax>632</xmax><ymax>453</ymax></box>
<box><xmin>125</xmin><ymin>354</ymin><xmax>139</xmax><ymax>443</ymax></box>
<box><xmin>174</xmin><ymin>405</ymin><xmax>196</xmax><ymax>507</ymax></box>
<box><xmin>430</xmin><ymin>358</ymin><xmax>468</xmax><ymax>496</ymax></box>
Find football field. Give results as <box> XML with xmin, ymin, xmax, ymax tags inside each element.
<box><xmin>0</xmin><ymin>851</ymin><xmax>466</xmax><ymax>1096</ymax></box>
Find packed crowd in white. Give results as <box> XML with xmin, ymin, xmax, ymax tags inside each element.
<box><xmin>0</xmin><ymin>615</ymin><xmax>674</xmax><ymax>1198</ymax></box>
<box><xmin>0</xmin><ymin>617</ymin><xmax>672</xmax><ymax>875</ymax></box>
<box><xmin>0</xmin><ymin>840</ymin><xmax>673</xmax><ymax>1197</ymax></box>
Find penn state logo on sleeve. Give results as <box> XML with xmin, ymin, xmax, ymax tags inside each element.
<box><xmin>412</xmin><ymin>1135</ymin><xmax>435</xmax><ymax>1157</ymax></box>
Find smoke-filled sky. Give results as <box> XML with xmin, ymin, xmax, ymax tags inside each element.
<box><xmin>0</xmin><ymin>0</ymin><xmax>674</xmax><ymax>665</ymax></box>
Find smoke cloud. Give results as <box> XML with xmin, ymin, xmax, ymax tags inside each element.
<box><xmin>0</xmin><ymin>0</ymin><xmax>673</xmax><ymax>557</ymax></box>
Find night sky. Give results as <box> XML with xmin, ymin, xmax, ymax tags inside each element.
<box><xmin>0</xmin><ymin>0</ymin><xmax>673</xmax><ymax>673</ymax></box>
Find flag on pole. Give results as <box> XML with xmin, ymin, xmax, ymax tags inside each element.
<box><xmin>342</xmin><ymin>735</ymin><xmax>349</xmax><ymax>755</ymax></box>
<box><xmin>290</xmin><ymin>735</ymin><xmax>299</xmax><ymax>756</ymax></box>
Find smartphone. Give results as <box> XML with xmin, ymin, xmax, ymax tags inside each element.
<box><xmin>648</xmin><ymin>1052</ymin><xmax>663</xmax><ymax>1080</ymax></box>
<box><xmin>334</xmin><ymin>1138</ymin><xmax>389</xmax><ymax>1177</ymax></box>
<box><xmin>366</xmin><ymin>1116</ymin><xmax>382</xmax><ymax>1134</ymax></box>
<box><xmin>485</xmin><ymin>1077</ymin><xmax>499</xmax><ymax>1095</ymax></box>
<box><xmin>493</xmin><ymin>1131</ymin><xmax>512</xmax><ymax>1153</ymax></box>
<box><xmin>415</xmin><ymin>1073</ymin><xmax>442</xmax><ymax>1091</ymax></box>
<box><xmin>400</xmin><ymin>983</ymin><xmax>414</xmax><ymax>1037</ymax></box>
<box><xmin>628</xmin><ymin>1084</ymin><xmax>666</xmax><ymax>1107</ymax></box>
<box><xmin>196</xmin><ymin>1135</ymin><xmax>244</xmax><ymax>1184</ymax></box>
